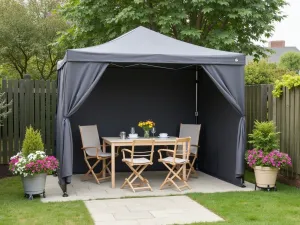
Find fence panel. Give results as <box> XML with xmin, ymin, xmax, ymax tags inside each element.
<box><xmin>0</xmin><ymin>79</ymin><xmax>57</xmax><ymax>164</ymax></box>
<box><xmin>13</xmin><ymin>80</ymin><xmax>19</xmax><ymax>156</ymax></box>
<box><xmin>245</xmin><ymin>84</ymin><xmax>273</xmax><ymax>149</ymax></box>
<box><xmin>246</xmin><ymin>85</ymin><xmax>300</xmax><ymax>177</ymax></box>
<box><xmin>7</xmin><ymin>81</ymin><xmax>13</xmax><ymax>160</ymax></box>
<box><xmin>1</xmin><ymin>80</ymin><xmax>8</xmax><ymax>164</ymax></box>
<box><xmin>295</xmin><ymin>88</ymin><xmax>300</xmax><ymax>175</ymax></box>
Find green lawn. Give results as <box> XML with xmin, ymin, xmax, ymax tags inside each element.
<box><xmin>0</xmin><ymin>177</ymin><xmax>93</xmax><ymax>225</ymax></box>
<box><xmin>1</xmin><ymin>172</ymin><xmax>299</xmax><ymax>225</ymax></box>
<box><xmin>188</xmin><ymin>171</ymin><xmax>300</xmax><ymax>225</ymax></box>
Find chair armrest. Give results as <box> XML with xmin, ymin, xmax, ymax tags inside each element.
<box><xmin>82</xmin><ymin>146</ymin><xmax>98</xmax><ymax>150</ymax></box>
<box><xmin>82</xmin><ymin>146</ymin><xmax>100</xmax><ymax>157</ymax></box>
<box><xmin>158</xmin><ymin>149</ymin><xmax>174</xmax><ymax>153</ymax></box>
<box><xmin>158</xmin><ymin>149</ymin><xmax>174</xmax><ymax>160</ymax></box>
<box><xmin>191</xmin><ymin>144</ymin><xmax>200</xmax><ymax>148</ymax></box>
<box><xmin>121</xmin><ymin>148</ymin><xmax>132</xmax><ymax>160</ymax></box>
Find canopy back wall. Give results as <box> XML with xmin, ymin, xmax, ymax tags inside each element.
<box><xmin>70</xmin><ymin>66</ymin><xmax>196</xmax><ymax>173</ymax></box>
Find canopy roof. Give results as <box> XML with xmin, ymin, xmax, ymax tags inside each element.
<box><xmin>58</xmin><ymin>26</ymin><xmax>245</xmax><ymax>69</ymax></box>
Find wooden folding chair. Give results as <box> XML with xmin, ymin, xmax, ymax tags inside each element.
<box><xmin>167</xmin><ymin>124</ymin><xmax>201</xmax><ymax>179</ymax></box>
<box><xmin>79</xmin><ymin>125</ymin><xmax>118</xmax><ymax>184</ymax></box>
<box><xmin>178</xmin><ymin>124</ymin><xmax>201</xmax><ymax>179</ymax></box>
<box><xmin>121</xmin><ymin>139</ymin><xmax>155</xmax><ymax>193</ymax></box>
<box><xmin>158</xmin><ymin>137</ymin><xmax>191</xmax><ymax>192</ymax></box>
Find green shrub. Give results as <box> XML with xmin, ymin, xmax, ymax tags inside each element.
<box><xmin>22</xmin><ymin>126</ymin><xmax>44</xmax><ymax>156</ymax></box>
<box><xmin>248</xmin><ymin>121</ymin><xmax>280</xmax><ymax>153</ymax></box>
<box><xmin>245</xmin><ymin>60</ymin><xmax>295</xmax><ymax>85</ymax></box>
<box><xmin>272</xmin><ymin>74</ymin><xmax>300</xmax><ymax>97</ymax></box>
<box><xmin>279</xmin><ymin>52</ymin><xmax>300</xmax><ymax>72</ymax></box>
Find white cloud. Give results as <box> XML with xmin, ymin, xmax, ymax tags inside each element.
<box><xmin>268</xmin><ymin>0</ymin><xmax>300</xmax><ymax>49</ymax></box>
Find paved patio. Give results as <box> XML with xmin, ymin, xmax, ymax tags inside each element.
<box><xmin>42</xmin><ymin>171</ymin><xmax>254</xmax><ymax>202</ymax></box>
<box><xmin>85</xmin><ymin>196</ymin><xmax>224</xmax><ymax>225</ymax></box>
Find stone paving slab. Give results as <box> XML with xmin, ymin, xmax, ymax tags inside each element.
<box><xmin>42</xmin><ymin>171</ymin><xmax>254</xmax><ymax>202</ymax></box>
<box><xmin>86</xmin><ymin>196</ymin><xmax>224</xmax><ymax>225</ymax></box>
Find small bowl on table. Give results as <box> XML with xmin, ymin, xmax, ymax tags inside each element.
<box><xmin>159</xmin><ymin>133</ymin><xmax>168</xmax><ymax>138</ymax></box>
<box><xmin>128</xmin><ymin>133</ymin><xmax>138</xmax><ymax>139</ymax></box>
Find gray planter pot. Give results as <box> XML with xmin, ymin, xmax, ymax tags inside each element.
<box><xmin>21</xmin><ymin>173</ymin><xmax>47</xmax><ymax>200</ymax></box>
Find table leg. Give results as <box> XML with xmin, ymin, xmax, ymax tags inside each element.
<box><xmin>102</xmin><ymin>141</ymin><xmax>106</xmax><ymax>178</ymax></box>
<box><xmin>111</xmin><ymin>144</ymin><xmax>116</xmax><ymax>188</ymax></box>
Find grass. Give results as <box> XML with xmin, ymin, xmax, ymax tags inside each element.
<box><xmin>1</xmin><ymin>171</ymin><xmax>300</xmax><ymax>225</ymax></box>
<box><xmin>187</xmin><ymin>171</ymin><xmax>300</xmax><ymax>225</ymax></box>
<box><xmin>0</xmin><ymin>177</ymin><xmax>93</xmax><ymax>225</ymax></box>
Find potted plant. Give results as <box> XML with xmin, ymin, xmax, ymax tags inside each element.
<box><xmin>245</xmin><ymin>121</ymin><xmax>292</xmax><ymax>190</ymax></box>
<box><xmin>9</xmin><ymin>126</ymin><xmax>59</xmax><ymax>200</ymax></box>
<box><xmin>138</xmin><ymin>120</ymin><xmax>155</xmax><ymax>138</ymax></box>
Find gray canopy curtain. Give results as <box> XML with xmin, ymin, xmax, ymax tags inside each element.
<box><xmin>56</xmin><ymin>62</ymin><xmax>108</xmax><ymax>185</ymax></box>
<box><xmin>202</xmin><ymin>65</ymin><xmax>245</xmax><ymax>178</ymax></box>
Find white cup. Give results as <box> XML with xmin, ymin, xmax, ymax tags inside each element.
<box><xmin>159</xmin><ymin>133</ymin><xmax>168</xmax><ymax>137</ymax></box>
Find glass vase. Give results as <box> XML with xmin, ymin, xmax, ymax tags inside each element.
<box><xmin>143</xmin><ymin>130</ymin><xmax>150</xmax><ymax>138</ymax></box>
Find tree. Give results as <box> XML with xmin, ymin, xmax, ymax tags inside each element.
<box><xmin>28</xmin><ymin>0</ymin><xmax>68</xmax><ymax>80</ymax></box>
<box><xmin>279</xmin><ymin>52</ymin><xmax>300</xmax><ymax>73</ymax></box>
<box><xmin>58</xmin><ymin>0</ymin><xmax>287</xmax><ymax>59</ymax></box>
<box><xmin>0</xmin><ymin>0</ymin><xmax>68</xmax><ymax>80</ymax></box>
<box><xmin>0</xmin><ymin>0</ymin><xmax>38</xmax><ymax>79</ymax></box>
<box><xmin>245</xmin><ymin>60</ymin><xmax>295</xmax><ymax>85</ymax></box>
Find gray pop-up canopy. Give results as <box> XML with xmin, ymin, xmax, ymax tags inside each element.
<box><xmin>56</xmin><ymin>26</ymin><xmax>245</xmax><ymax>195</ymax></box>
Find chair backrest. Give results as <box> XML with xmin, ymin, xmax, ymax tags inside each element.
<box><xmin>179</xmin><ymin>124</ymin><xmax>201</xmax><ymax>154</ymax></box>
<box><xmin>79</xmin><ymin>125</ymin><xmax>102</xmax><ymax>153</ymax></box>
<box><xmin>125</xmin><ymin>139</ymin><xmax>155</xmax><ymax>164</ymax></box>
<box><xmin>172</xmin><ymin>137</ymin><xmax>191</xmax><ymax>160</ymax></box>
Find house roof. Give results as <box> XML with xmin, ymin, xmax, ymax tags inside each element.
<box><xmin>246</xmin><ymin>47</ymin><xmax>300</xmax><ymax>64</ymax></box>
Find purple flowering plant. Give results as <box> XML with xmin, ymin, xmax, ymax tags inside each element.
<box><xmin>9</xmin><ymin>151</ymin><xmax>59</xmax><ymax>177</ymax></box>
<box><xmin>245</xmin><ymin>149</ymin><xmax>292</xmax><ymax>169</ymax></box>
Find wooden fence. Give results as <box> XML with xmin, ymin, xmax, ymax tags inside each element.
<box><xmin>245</xmin><ymin>85</ymin><xmax>300</xmax><ymax>178</ymax></box>
<box><xmin>0</xmin><ymin>78</ymin><xmax>57</xmax><ymax>164</ymax></box>
<box><xmin>0</xmin><ymin>80</ymin><xmax>299</xmax><ymax>178</ymax></box>
<box><xmin>245</xmin><ymin>84</ymin><xmax>274</xmax><ymax>149</ymax></box>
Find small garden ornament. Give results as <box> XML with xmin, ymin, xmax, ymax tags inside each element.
<box><xmin>9</xmin><ymin>126</ymin><xmax>59</xmax><ymax>200</ymax></box>
<box><xmin>245</xmin><ymin>121</ymin><xmax>292</xmax><ymax>191</ymax></box>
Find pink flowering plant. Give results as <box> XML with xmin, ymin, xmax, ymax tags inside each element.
<box><xmin>9</xmin><ymin>151</ymin><xmax>59</xmax><ymax>177</ymax></box>
<box><xmin>246</xmin><ymin>149</ymin><xmax>292</xmax><ymax>169</ymax></box>
<box><xmin>246</xmin><ymin>121</ymin><xmax>292</xmax><ymax>169</ymax></box>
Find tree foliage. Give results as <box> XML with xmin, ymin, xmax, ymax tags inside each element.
<box><xmin>279</xmin><ymin>52</ymin><xmax>300</xmax><ymax>73</ymax></box>
<box><xmin>0</xmin><ymin>0</ymin><xmax>38</xmax><ymax>79</ymax></box>
<box><xmin>58</xmin><ymin>0</ymin><xmax>287</xmax><ymax>58</ymax></box>
<box><xmin>272</xmin><ymin>74</ymin><xmax>300</xmax><ymax>97</ymax></box>
<box><xmin>0</xmin><ymin>0</ymin><xmax>68</xmax><ymax>80</ymax></box>
<box><xmin>245</xmin><ymin>60</ymin><xmax>295</xmax><ymax>85</ymax></box>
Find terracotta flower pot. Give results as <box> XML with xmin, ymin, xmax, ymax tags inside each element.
<box><xmin>254</xmin><ymin>166</ymin><xmax>279</xmax><ymax>188</ymax></box>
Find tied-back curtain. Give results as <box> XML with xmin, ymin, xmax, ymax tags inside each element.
<box><xmin>56</xmin><ymin>62</ymin><xmax>109</xmax><ymax>184</ymax></box>
<box><xmin>202</xmin><ymin>65</ymin><xmax>245</xmax><ymax>177</ymax></box>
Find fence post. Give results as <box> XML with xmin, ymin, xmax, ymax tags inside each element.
<box><xmin>273</xmin><ymin>95</ymin><xmax>277</xmax><ymax>125</ymax></box>
<box><xmin>24</xmin><ymin>74</ymin><xmax>31</xmax><ymax>80</ymax></box>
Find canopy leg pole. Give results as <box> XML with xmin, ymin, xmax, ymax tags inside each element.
<box><xmin>58</xmin><ymin>177</ymin><xmax>69</xmax><ymax>197</ymax></box>
<box><xmin>195</xmin><ymin>66</ymin><xmax>198</xmax><ymax>124</ymax></box>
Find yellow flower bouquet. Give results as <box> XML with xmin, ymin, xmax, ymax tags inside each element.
<box><xmin>138</xmin><ymin>120</ymin><xmax>155</xmax><ymax>138</ymax></box>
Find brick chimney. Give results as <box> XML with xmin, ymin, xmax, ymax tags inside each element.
<box><xmin>268</xmin><ymin>40</ymin><xmax>285</xmax><ymax>48</ymax></box>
